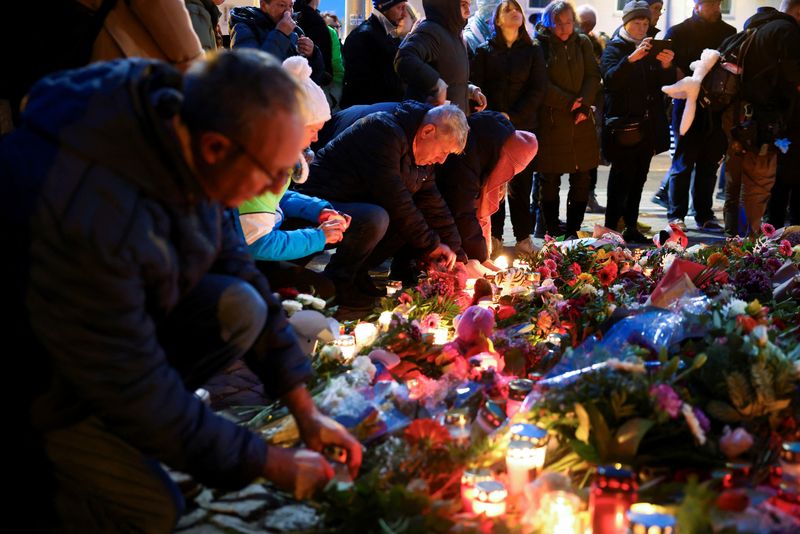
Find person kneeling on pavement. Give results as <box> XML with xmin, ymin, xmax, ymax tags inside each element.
<box><xmin>297</xmin><ymin>101</ymin><xmax>468</xmax><ymax>308</ymax></box>
<box><xmin>2</xmin><ymin>49</ymin><xmax>361</xmax><ymax>532</ymax></box>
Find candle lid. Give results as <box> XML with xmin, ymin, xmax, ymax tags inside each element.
<box><xmin>323</xmin><ymin>445</ymin><xmax>348</xmax><ymax>464</ymax></box>
<box><xmin>782</xmin><ymin>441</ymin><xmax>800</xmax><ymax>463</ymax></box>
<box><xmin>595</xmin><ymin>464</ymin><xmax>638</xmax><ymax>492</ymax></box>
<box><xmin>508</xmin><ymin>378</ymin><xmax>535</xmax><ymax>401</ymax></box>
<box><xmin>478</xmin><ymin>400</ymin><xmax>507</xmax><ymax>429</ymax></box>
<box><xmin>509</xmin><ymin>423</ymin><xmax>548</xmax><ymax>445</ymax></box>
<box><xmin>474</xmin><ymin>480</ymin><xmax>507</xmax><ymax>502</ymax></box>
<box><xmin>461</xmin><ymin>467</ymin><xmax>493</xmax><ymax>485</ymax></box>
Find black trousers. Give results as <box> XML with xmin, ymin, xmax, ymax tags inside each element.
<box><xmin>490</xmin><ymin>158</ymin><xmax>536</xmax><ymax>241</ymax></box>
<box><xmin>605</xmin><ymin>144</ymin><xmax>654</xmax><ymax>230</ymax></box>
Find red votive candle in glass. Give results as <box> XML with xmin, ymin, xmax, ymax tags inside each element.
<box><xmin>589</xmin><ymin>464</ymin><xmax>638</xmax><ymax>534</ymax></box>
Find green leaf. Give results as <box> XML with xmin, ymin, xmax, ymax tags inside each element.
<box><xmin>568</xmin><ymin>439</ymin><xmax>601</xmax><ymax>464</ymax></box>
<box><xmin>612</xmin><ymin>418</ymin><xmax>655</xmax><ymax>460</ymax></box>
<box><xmin>704</xmin><ymin>400</ymin><xmax>742</xmax><ymax>423</ymax></box>
<box><xmin>725</xmin><ymin>372</ymin><xmax>752</xmax><ymax>410</ymax></box>
<box><xmin>584</xmin><ymin>402</ymin><xmax>612</xmax><ymax>461</ymax></box>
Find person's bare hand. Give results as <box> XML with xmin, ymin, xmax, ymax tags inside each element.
<box><xmin>628</xmin><ymin>37</ymin><xmax>651</xmax><ymax>63</ymax></box>
<box><xmin>263</xmin><ymin>446</ymin><xmax>334</xmax><ymax>499</ymax></box>
<box><xmin>319</xmin><ymin>220</ymin><xmax>344</xmax><ymax>244</ymax></box>
<box><xmin>428</xmin><ymin>243</ymin><xmax>456</xmax><ymax>269</ymax></box>
<box><xmin>427</xmin><ymin>78</ymin><xmax>448</xmax><ymax>106</ymax></box>
<box><xmin>297</xmin><ymin>35</ymin><xmax>314</xmax><ymax>57</ymax></box>
<box><xmin>277</xmin><ymin>10</ymin><xmax>296</xmax><ymax>35</ymax></box>
<box><xmin>469</xmin><ymin>85</ymin><xmax>488</xmax><ymax>111</ymax></box>
<box><xmin>318</xmin><ymin>208</ymin><xmax>351</xmax><ymax>229</ymax></box>
<box><xmin>656</xmin><ymin>48</ymin><xmax>674</xmax><ymax>69</ymax></box>
<box><xmin>296</xmin><ymin>410</ymin><xmax>363</xmax><ymax>479</ymax></box>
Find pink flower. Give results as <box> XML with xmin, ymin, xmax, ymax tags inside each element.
<box><xmin>538</xmin><ymin>266</ymin><xmax>552</xmax><ymax>279</ymax></box>
<box><xmin>780</xmin><ymin>239</ymin><xmax>793</xmax><ymax>256</ymax></box>
<box><xmin>761</xmin><ymin>223</ymin><xmax>776</xmax><ymax>238</ymax></box>
<box><xmin>650</xmin><ymin>384</ymin><xmax>682</xmax><ymax>418</ymax></box>
<box><xmin>398</xmin><ymin>292</ymin><xmax>413</xmax><ymax>305</ymax></box>
<box><xmin>421</xmin><ymin>313</ymin><xmax>440</xmax><ymax>330</ymax></box>
<box><xmin>570</xmin><ymin>262</ymin><xmax>582</xmax><ymax>276</ymax></box>
<box><xmin>719</xmin><ymin>426</ymin><xmax>754</xmax><ymax>459</ymax></box>
<box><xmin>544</xmin><ymin>259</ymin><xmax>558</xmax><ymax>272</ymax></box>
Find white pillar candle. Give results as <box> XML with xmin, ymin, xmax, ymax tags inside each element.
<box><xmin>333</xmin><ymin>335</ymin><xmax>356</xmax><ymax>361</ymax></box>
<box><xmin>431</xmin><ymin>327</ymin><xmax>449</xmax><ymax>345</ymax></box>
<box><xmin>354</xmin><ymin>322</ymin><xmax>378</xmax><ymax>348</ymax></box>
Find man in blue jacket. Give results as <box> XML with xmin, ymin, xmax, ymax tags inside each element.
<box><xmin>1</xmin><ymin>49</ymin><xmax>360</xmax><ymax>531</ymax></box>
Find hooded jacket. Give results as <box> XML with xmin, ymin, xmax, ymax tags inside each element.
<box><xmin>0</xmin><ymin>59</ymin><xmax>309</xmax><ymax>490</ymax></box>
<box><xmin>436</xmin><ymin>112</ymin><xmax>515</xmax><ymax>261</ymax></box>
<box><xmin>395</xmin><ymin>0</ymin><xmax>471</xmax><ymax>112</ymax></box>
<box><xmin>229</xmin><ymin>6</ymin><xmax>328</xmax><ymax>85</ymax></box>
<box><xmin>297</xmin><ymin>101</ymin><xmax>463</xmax><ymax>257</ymax></box>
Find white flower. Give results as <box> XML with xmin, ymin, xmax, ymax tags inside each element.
<box><xmin>722</xmin><ymin>298</ymin><xmax>748</xmax><ymax>318</ymax></box>
<box><xmin>281</xmin><ymin>300</ymin><xmax>303</xmax><ymax>315</ymax></box>
<box><xmin>310</xmin><ymin>297</ymin><xmax>327</xmax><ymax>311</ymax></box>
<box><xmin>664</xmin><ymin>240</ymin><xmax>685</xmax><ymax>252</ymax></box>
<box><xmin>578</xmin><ymin>284</ymin><xmax>597</xmax><ymax>297</ymax></box>
<box><xmin>661</xmin><ymin>252</ymin><xmax>677</xmax><ymax>272</ymax></box>
<box><xmin>296</xmin><ymin>293</ymin><xmax>315</xmax><ymax>305</ymax></box>
<box><xmin>607</xmin><ymin>358</ymin><xmax>646</xmax><ymax>373</ymax></box>
<box><xmin>682</xmin><ymin>403</ymin><xmax>706</xmax><ymax>446</ymax></box>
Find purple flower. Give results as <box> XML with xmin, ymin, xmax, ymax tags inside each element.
<box><xmin>650</xmin><ymin>384</ymin><xmax>682</xmax><ymax>419</ymax></box>
<box><xmin>693</xmin><ymin>407</ymin><xmax>711</xmax><ymax>433</ymax></box>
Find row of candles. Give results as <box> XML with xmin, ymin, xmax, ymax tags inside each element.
<box><xmin>332</xmin><ymin>313</ymin><xmax>452</xmax><ymax>361</ymax></box>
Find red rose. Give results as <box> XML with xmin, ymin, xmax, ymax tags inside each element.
<box><xmin>496</xmin><ymin>305</ymin><xmax>516</xmax><ymax>320</ymax></box>
<box><xmin>276</xmin><ymin>287</ymin><xmax>300</xmax><ymax>299</ymax></box>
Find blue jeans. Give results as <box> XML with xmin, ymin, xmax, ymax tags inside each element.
<box><xmin>666</xmin><ymin>101</ymin><xmax>727</xmax><ymax>224</ymax></box>
<box><xmin>324</xmin><ymin>201</ymin><xmax>389</xmax><ymax>282</ymax></box>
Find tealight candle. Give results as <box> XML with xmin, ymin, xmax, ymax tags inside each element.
<box><xmin>461</xmin><ymin>468</ymin><xmax>493</xmax><ymax>513</ymax></box>
<box><xmin>444</xmin><ymin>409</ymin><xmax>470</xmax><ymax>446</ymax></box>
<box><xmin>385</xmin><ymin>280</ymin><xmax>402</xmax><ymax>296</ymax></box>
<box><xmin>471</xmin><ymin>480</ymin><xmax>507</xmax><ymax>518</ymax></box>
<box><xmin>378</xmin><ymin>310</ymin><xmax>393</xmax><ymax>330</ymax></box>
<box><xmin>506</xmin><ymin>441</ymin><xmax>538</xmax><ymax>498</ymax></box>
<box><xmin>506</xmin><ymin>378</ymin><xmax>534</xmax><ymax>417</ymax></box>
<box><xmin>537</xmin><ymin>490</ymin><xmax>582</xmax><ymax>533</ymax></box>
<box><xmin>333</xmin><ymin>335</ymin><xmax>356</xmax><ymax>361</ymax></box>
<box><xmin>495</xmin><ymin>255</ymin><xmax>509</xmax><ymax>270</ymax></box>
<box><xmin>353</xmin><ymin>322</ymin><xmax>378</xmax><ymax>348</ymax></box>
<box><xmin>507</xmin><ymin>423</ymin><xmax>548</xmax><ymax>478</ymax></box>
<box><xmin>627</xmin><ymin>503</ymin><xmax>676</xmax><ymax>534</ymax></box>
<box><xmin>589</xmin><ymin>464</ymin><xmax>638</xmax><ymax>534</ymax></box>
<box><xmin>431</xmin><ymin>326</ymin><xmax>449</xmax><ymax>345</ymax></box>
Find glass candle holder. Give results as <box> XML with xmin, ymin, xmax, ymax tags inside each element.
<box><xmin>536</xmin><ymin>490</ymin><xmax>582</xmax><ymax>533</ymax></box>
<box><xmin>472</xmin><ymin>480</ymin><xmax>507</xmax><ymax>518</ymax></box>
<box><xmin>506</xmin><ymin>440</ymin><xmax>538</xmax><ymax>498</ymax></box>
<box><xmin>333</xmin><ymin>335</ymin><xmax>356</xmax><ymax>361</ymax></box>
<box><xmin>589</xmin><ymin>464</ymin><xmax>638</xmax><ymax>534</ymax></box>
<box><xmin>508</xmin><ymin>423</ymin><xmax>548</xmax><ymax>472</ymax></box>
<box><xmin>472</xmin><ymin>399</ymin><xmax>507</xmax><ymax>440</ymax></box>
<box><xmin>354</xmin><ymin>322</ymin><xmax>378</xmax><ymax>348</ymax></box>
<box><xmin>461</xmin><ymin>468</ymin><xmax>493</xmax><ymax>513</ymax></box>
<box><xmin>627</xmin><ymin>503</ymin><xmax>676</xmax><ymax>534</ymax></box>
<box><xmin>431</xmin><ymin>326</ymin><xmax>449</xmax><ymax>345</ymax></box>
<box><xmin>444</xmin><ymin>409</ymin><xmax>470</xmax><ymax>446</ymax></box>
<box><xmin>385</xmin><ymin>280</ymin><xmax>402</xmax><ymax>296</ymax></box>
<box><xmin>378</xmin><ymin>310</ymin><xmax>393</xmax><ymax>331</ymax></box>
<box><xmin>722</xmin><ymin>461</ymin><xmax>752</xmax><ymax>489</ymax></box>
<box><xmin>506</xmin><ymin>378</ymin><xmax>534</xmax><ymax>418</ymax></box>
<box><xmin>781</xmin><ymin>441</ymin><xmax>800</xmax><ymax>480</ymax></box>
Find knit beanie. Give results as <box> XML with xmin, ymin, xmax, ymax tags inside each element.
<box><xmin>373</xmin><ymin>0</ymin><xmax>405</xmax><ymax>13</ymax></box>
<box><xmin>282</xmin><ymin>56</ymin><xmax>331</xmax><ymax>126</ymax></box>
<box><xmin>622</xmin><ymin>0</ymin><xmax>651</xmax><ymax>24</ymax></box>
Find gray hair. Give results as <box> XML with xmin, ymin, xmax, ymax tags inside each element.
<box><xmin>542</xmin><ymin>0</ymin><xmax>576</xmax><ymax>29</ymax></box>
<box><xmin>181</xmin><ymin>49</ymin><xmax>301</xmax><ymax>142</ymax></box>
<box><xmin>422</xmin><ymin>104</ymin><xmax>469</xmax><ymax>153</ymax></box>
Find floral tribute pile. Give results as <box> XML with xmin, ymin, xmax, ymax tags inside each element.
<box><xmin>261</xmin><ymin>225</ymin><xmax>800</xmax><ymax>533</ymax></box>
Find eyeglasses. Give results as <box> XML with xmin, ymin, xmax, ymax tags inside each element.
<box><xmin>227</xmin><ymin>135</ymin><xmax>297</xmax><ymax>187</ymax></box>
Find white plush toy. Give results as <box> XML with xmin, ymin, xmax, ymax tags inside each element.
<box><xmin>661</xmin><ymin>48</ymin><xmax>721</xmax><ymax>135</ymax></box>
<box><xmin>287</xmin><ymin>310</ymin><xmax>340</xmax><ymax>355</ymax></box>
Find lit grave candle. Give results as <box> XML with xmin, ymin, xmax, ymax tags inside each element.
<box><xmin>461</xmin><ymin>468</ymin><xmax>493</xmax><ymax>513</ymax></box>
<box><xmin>354</xmin><ymin>322</ymin><xmax>378</xmax><ymax>348</ymax></box>
<box><xmin>781</xmin><ymin>442</ymin><xmax>800</xmax><ymax>480</ymax></box>
<box><xmin>444</xmin><ymin>409</ymin><xmax>470</xmax><ymax>446</ymax></box>
<box><xmin>537</xmin><ymin>490</ymin><xmax>582</xmax><ymax>533</ymax></box>
<box><xmin>385</xmin><ymin>280</ymin><xmax>402</xmax><ymax>295</ymax></box>
<box><xmin>627</xmin><ymin>503</ymin><xmax>676</xmax><ymax>534</ymax></box>
<box><xmin>471</xmin><ymin>480</ymin><xmax>507</xmax><ymax>518</ymax></box>
<box><xmin>589</xmin><ymin>465</ymin><xmax>638</xmax><ymax>534</ymax></box>
<box><xmin>495</xmin><ymin>255</ymin><xmax>509</xmax><ymax>270</ymax></box>
<box><xmin>505</xmin><ymin>423</ymin><xmax>548</xmax><ymax>498</ymax></box>
<box><xmin>333</xmin><ymin>334</ymin><xmax>356</xmax><ymax>361</ymax></box>
<box><xmin>506</xmin><ymin>378</ymin><xmax>534</xmax><ymax>418</ymax></box>
<box><xmin>431</xmin><ymin>326</ymin><xmax>449</xmax><ymax>345</ymax></box>
<box><xmin>378</xmin><ymin>310</ymin><xmax>393</xmax><ymax>331</ymax></box>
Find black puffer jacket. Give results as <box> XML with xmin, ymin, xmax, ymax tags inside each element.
<box><xmin>395</xmin><ymin>0</ymin><xmax>470</xmax><ymax>112</ymax></box>
<box><xmin>294</xmin><ymin>0</ymin><xmax>334</xmax><ymax>83</ymax></box>
<box><xmin>469</xmin><ymin>34</ymin><xmax>548</xmax><ymax>131</ymax></box>
<box><xmin>0</xmin><ymin>59</ymin><xmax>309</xmax><ymax>490</ymax></box>
<box><xmin>664</xmin><ymin>13</ymin><xmax>735</xmax><ymax>76</ymax></box>
<box><xmin>436</xmin><ymin>112</ymin><xmax>515</xmax><ymax>261</ymax></box>
<box><xmin>600</xmin><ymin>35</ymin><xmax>677</xmax><ymax>160</ymax></box>
<box><xmin>341</xmin><ymin>14</ymin><xmax>405</xmax><ymax>107</ymax></box>
<box><xmin>298</xmin><ymin>101</ymin><xmax>462</xmax><ymax>256</ymax></box>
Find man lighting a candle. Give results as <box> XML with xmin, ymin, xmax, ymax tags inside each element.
<box><xmin>2</xmin><ymin>49</ymin><xmax>360</xmax><ymax>531</ymax></box>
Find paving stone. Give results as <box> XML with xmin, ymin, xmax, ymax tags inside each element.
<box><xmin>175</xmin><ymin>507</ymin><xmax>208</xmax><ymax>530</ymax></box>
<box><xmin>262</xmin><ymin>504</ymin><xmax>319</xmax><ymax>532</ymax></box>
<box><xmin>210</xmin><ymin>514</ymin><xmax>265</xmax><ymax>534</ymax></box>
<box><xmin>179</xmin><ymin>524</ymin><xmax>225</xmax><ymax>534</ymax></box>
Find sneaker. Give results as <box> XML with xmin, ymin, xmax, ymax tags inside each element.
<box><xmin>622</xmin><ymin>227</ymin><xmax>650</xmax><ymax>244</ymax></box>
<box><xmin>698</xmin><ymin>217</ymin><xmax>723</xmax><ymax>232</ymax></box>
<box><xmin>651</xmin><ymin>189</ymin><xmax>669</xmax><ymax>209</ymax></box>
<box><xmin>586</xmin><ymin>193</ymin><xmax>606</xmax><ymax>214</ymax></box>
<box><xmin>354</xmin><ymin>270</ymin><xmax>384</xmax><ymax>297</ymax></box>
<box><xmin>668</xmin><ymin>218</ymin><xmax>687</xmax><ymax>231</ymax></box>
<box><xmin>514</xmin><ymin>236</ymin><xmax>538</xmax><ymax>257</ymax></box>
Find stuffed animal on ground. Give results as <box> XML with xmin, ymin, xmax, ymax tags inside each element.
<box><xmin>288</xmin><ymin>310</ymin><xmax>340</xmax><ymax>355</ymax></box>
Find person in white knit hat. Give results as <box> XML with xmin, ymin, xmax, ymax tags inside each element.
<box><xmin>236</xmin><ymin>56</ymin><xmax>350</xmax><ymax>298</ymax></box>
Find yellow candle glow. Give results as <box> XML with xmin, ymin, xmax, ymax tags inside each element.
<box><xmin>495</xmin><ymin>255</ymin><xmax>509</xmax><ymax>270</ymax></box>
<box><xmin>431</xmin><ymin>326</ymin><xmax>449</xmax><ymax>345</ymax></box>
<box><xmin>471</xmin><ymin>480</ymin><xmax>507</xmax><ymax>518</ymax></box>
<box><xmin>472</xmin><ymin>351</ymin><xmax>499</xmax><ymax>371</ymax></box>
<box><xmin>378</xmin><ymin>311</ymin><xmax>393</xmax><ymax>330</ymax></box>
<box><xmin>537</xmin><ymin>490</ymin><xmax>582</xmax><ymax>533</ymax></box>
<box><xmin>461</xmin><ymin>468</ymin><xmax>493</xmax><ymax>513</ymax></box>
<box><xmin>333</xmin><ymin>334</ymin><xmax>356</xmax><ymax>361</ymax></box>
<box><xmin>627</xmin><ymin>503</ymin><xmax>676</xmax><ymax>534</ymax></box>
<box><xmin>354</xmin><ymin>322</ymin><xmax>378</xmax><ymax>348</ymax></box>
<box><xmin>385</xmin><ymin>280</ymin><xmax>402</xmax><ymax>295</ymax></box>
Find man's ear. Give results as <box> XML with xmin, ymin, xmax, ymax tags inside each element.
<box><xmin>419</xmin><ymin>123</ymin><xmax>437</xmax><ymax>139</ymax></box>
<box><xmin>198</xmin><ymin>131</ymin><xmax>235</xmax><ymax>166</ymax></box>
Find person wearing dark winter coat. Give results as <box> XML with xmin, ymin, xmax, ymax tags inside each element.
<box><xmin>0</xmin><ymin>50</ymin><xmax>361</xmax><ymax>531</ymax></box>
<box><xmin>340</xmin><ymin>0</ymin><xmax>414</xmax><ymax>107</ymax></box>
<box><xmin>437</xmin><ymin>111</ymin><xmax>538</xmax><ymax>262</ymax></box>
<box><xmin>297</xmin><ymin>102</ymin><xmax>468</xmax><ymax>305</ymax></box>
<box><xmin>395</xmin><ymin>0</ymin><xmax>487</xmax><ymax>113</ymax></box>
<box><xmin>294</xmin><ymin>0</ymin><xmax>334</xmax><ymax>85</ymax></box>
<box><xmin>662</xmin><ymin>0</ymin><xmax>736</xmax><ymax>232</ymax></box>
<box><xmin>723</xmin><ymin>5</ymin><xmax>800</xmax><ymax>235</ymax></box>
<box><xmin>229</xmin><ymin>1</ymin><xmax>328</xmax><ymax>85</ymax></box>
<box><xmin>533</xmin><ymin>1</ymin><xmax>601</xmax><ymax>238</ymax></box>
<box><xmin>601</xmin><ymin>1</ymin><xmax>677</xmax><ymax>243</ymax></box>
<box><xmin>470</xmin><ymin>0</ymin><xmax>547</xmax><ymax>255</ymax></box>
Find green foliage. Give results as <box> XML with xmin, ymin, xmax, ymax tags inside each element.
<box><xmin>676</xmin><ymin>476</ymin><xmax>717</xmax><ymax>534</ymax></box>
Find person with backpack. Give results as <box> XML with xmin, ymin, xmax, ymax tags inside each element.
<box><xmin>722</xmin><ymin>3</ymin><xmax>800</xmax><ymax>236</ymax></box>
<box><xmin>229</xmin><ymin>0</ymin><xmax>328</xmax><ymax>86</ymax></box>
<box><xmin>661</xmin><ymin>0</ymin><xmax>736</xmax><ymax>233</ymax></box>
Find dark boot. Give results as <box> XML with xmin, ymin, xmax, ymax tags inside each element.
<box><xmin>541</xmin><ymin>201</ymin><xmax>561</xmax><ymax>237</ymax></box>
<box><xmin>566</xmin><ymin>201</ymin><xmax>587</xmax><ymax>238</ymax></box>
